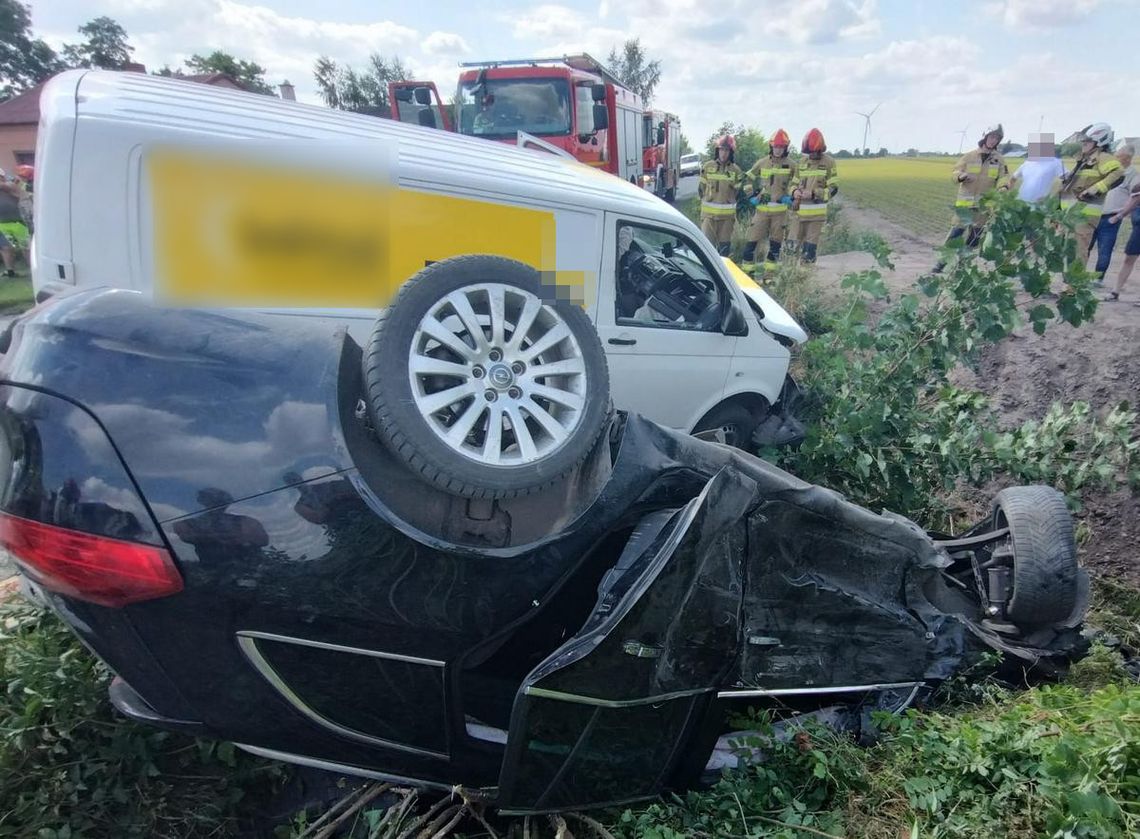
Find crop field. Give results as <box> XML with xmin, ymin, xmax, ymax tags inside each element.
<box><xmin>837</xmin><ymin>156</ymin><xmax>960</xmax><ymax>241</ymax></box>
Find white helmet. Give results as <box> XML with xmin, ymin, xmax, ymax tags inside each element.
<box><xmin>1081</xmin><ymin>123</ymin><xmax>1114</xmax><ymax>149</ymax></box>
<box><xmin>979</xmin><ymin>123</ymin><xmax>1004</xmax><ymax>146</ymax></box>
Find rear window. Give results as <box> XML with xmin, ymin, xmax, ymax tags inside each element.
<box><xmin>681</xmin><ymin>154</ymin><xmax>700</xmax><ymax>165</ymax></box>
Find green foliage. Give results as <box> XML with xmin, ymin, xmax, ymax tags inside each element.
<box><xmin>0</xmin><ymin>0</ymin><xmax>65</xmax><ymax>98</ymax></box>
<box><xmin>818</xmin><ymin>222</ymin><xmax>892</xmax><ymax>259</ymax></box>
<box><xmin>772</xmin><ymin>191</ymin><xmax>1136</xmax><ymax>522</ymax></box>
<box><xmin>1089</xmin><ymin>577</ymin><xmax>1140</xmax><ymax>651</ymax></box>
<box><xmin>605</xmin><ymin>38</ymin><xmax>662</xmax><ymax>105</ymax></box>
<box><xmin>186</xmin><ymin>50</ymin><xmax>275</xmax><ymax>95</ymax></box>
<box><xmin>313</xmin><ymin>53</ymin><xmax>410</xmax><ymax>113</ymax></box>
<box><xmin>0</xmin><ymin>602</ymin><xmax>284</xmax><ymax>837</ymax></box>
<box><xmin>1067</xmin><ymin>643</ymin><xmax>1134</xmax><ymax>690</ymax></box>
<box><xmin>61</xmin><ymin>16</ymin><xmax>134</xmax><ymax>71</ymax></box>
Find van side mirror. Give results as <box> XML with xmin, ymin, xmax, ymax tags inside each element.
<box><xmin>722</xmin><ymin>301</ymin><xmax>748</xmax><ymax>336</ymax></box>
<box><xmin>394</xmin><ymin>87</ymin><xmax>413</xmax><ymax>103</ymax></box>
<box><xmin>413</xmin><ymin>86</ymin><xmax>433</xmax><ymax>106</ymax></box>
<box><xmin>592</xmin><ymin>104</ymin><xmax>609</xmax><ymax>131</ymax></box>
<box><xmin>591</xmin><ymin>83</ymin><xmax>606</xmax><ymax>102</ymax></box>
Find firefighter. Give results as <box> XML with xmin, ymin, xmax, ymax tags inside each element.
<box><xmin>699</xmin><ymin>134</ymin><xmax>744</xmax><ymax>255</ymax></box>
<box><xmin>1059</xmin><ymin>122</ymin><xmax>1125</xmax><ymax>275</ymax></box>
<box><xmin>933</xmin><ymin>124</ymin><xmax>1009</xmax><ymax>273</ymax></box>
<box><xmin>787</xmin><ymin>128</ymin><xmax>837</xmax><ymax>264</ymax></box>
<box><xmin>741</xmin><ymin>128</ymin><xmax>797</xmax><ymax>277</ymax></box>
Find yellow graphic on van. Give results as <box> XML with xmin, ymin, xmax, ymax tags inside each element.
<box><xmin>148</xmin><ymin>149</ymin><xmax>558</xmax><ymax>308</ymax></box>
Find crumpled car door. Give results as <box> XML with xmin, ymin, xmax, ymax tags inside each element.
<box><xmin>496</xmin><ymin>468</ymin><xmax>755</xmax><ymax>813</ymax></box>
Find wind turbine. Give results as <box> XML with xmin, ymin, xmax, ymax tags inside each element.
<box><xmin>955</xmin><ymin>123</ymin><xmax>970</xmax><ymax>154</ymax></box>
<box><xmin>855</xmin><ymin>103</ymin><xmax>881</xmax><ymax>155</ymax></box>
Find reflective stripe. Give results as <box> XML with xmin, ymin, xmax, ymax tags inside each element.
<box><xmin>702</xmin><ymin>201</ymin><xmax>737</xmax><ymax>216</ymax></box>
<box><xmin>1081</xmin><ymin>204</ymin><xmax>1103</xmax><ymax>216</ymax></box>
<box><xmin>955</xmin><ymin>198</ymin><xmax>978</xmax><ymax>208</ymax></box>
<box><xmin>797</xmin><ymin>203</ymin><xmax>828</xmax><ymax>217</ymax></box>
<box><xmin>760</xmin><ymin>168</ymin><xmax>791</xmax><ymax>178</ymax></box>
<box><xmin>1060</xmin><ymin>199</ymin><xmax>1077</xmax><ymax>209</ymax></box>
<box><xmin>798</xmin><ymin>168</ymin><xmax>828</xmax><ymax>177</ymax></box>
<box><xmin>740</xmin><ymin>262</ymin><xmax>756</xmax><ymax>272</ymax></box>
<box><xmin>759</xmin><ymin>202</ymin><xmax>787</xmax><ymax>213</ymax></box>
<box><xmin>763</xmin><ymin>261</ymin><xmax>778</xmax><ymax>271</ymax></box>
<box><xmin>704</xmin><ymin>172</ymin><xmax>737</xmax><ymax>181</ymax></box>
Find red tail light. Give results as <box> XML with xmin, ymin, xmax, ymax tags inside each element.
<box><xmin>0</xmin><ymin>512</ymin><xmax>183</xmax><ymax>607</ymax></box>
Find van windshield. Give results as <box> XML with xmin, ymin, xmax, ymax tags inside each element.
<box><xmin>458</xmin><ymin>78</ymin><xmax>572</xmax><ymax>138</ymax></box>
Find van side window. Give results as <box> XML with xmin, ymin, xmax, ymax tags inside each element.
<box><xmin>615</xmin><ymin>223</ymin><xmax>727</xmax><ymax>332</ymax></box>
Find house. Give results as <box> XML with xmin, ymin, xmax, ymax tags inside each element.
<box><xmin>0</xmin><ymin>69</ymin><xmax>264</xmax><ymax>173</ymax></box>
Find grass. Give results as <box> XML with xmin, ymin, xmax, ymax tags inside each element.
<box><xmin>0</xmin><ymin>275</ymin><xmax>33</xmax><ymax>313</ymax></box>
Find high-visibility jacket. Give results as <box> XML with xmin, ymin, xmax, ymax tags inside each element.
<box><xmin>747</xmin><ymin>152</ymin><xmax>797</xmax><ymax>214</ymax></box>
<box><xmin>1060</xmin><ymin>149</ymin><xmax>1125</xmax><ymax>216</ymax></box>
<box><xmin>790</xmin><ymin>153</ymin><xmax>837</xmax><ymax>219</ymax></box>
<box><xmin>699</xmin><ymin>160</ymin><xmax>744</xmax><ymax>219</ymax></box>
<box><xmin>952</xmin><ymin>148</ymin><xmax>1008</xmax><ymax>209</ymax></box>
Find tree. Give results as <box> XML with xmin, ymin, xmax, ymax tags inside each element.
<box><xmin>835</xmin><ymin>149</ymin><xmax>853</xmax><ymax>159</ymax></box>
<box><xmin>0</xmin><ymin>0</ymin><xmax>64</xmax><ymax>99</ymax></box>
<box><xmin>61</xmin><ymin>16</ymin><xmax>134</xmax><ymax>70</ymax></box>
<box><xmin>679</xmin><ymin>134</ymin><xmax>693</xmax><ymax>155</ymax></box>
<box><xmin>877</xmin><ymin>147</ymin><xmax>889</xmax><ymax>157</ymax></box>
<box><xmin>186</xmin><ymin>51</ymin><xmax>274</xmax><ymax>95</ymax></box>
<box><xmin>313</xmin><ymin>53</ymin><xmax>410</xmax><ymax>114</ymax></box>
<box><xmin>605</xmin><ymin>38</ymin><xmax>661</xmax><ymax>105</ymax></box>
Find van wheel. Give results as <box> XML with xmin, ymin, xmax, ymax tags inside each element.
<box><xmin>692</xmin><ymin>403</ymin><xmax>758</xmax><ymax>451</ymax></box>
<box><xmin>364</xmin><ymin>255</ymin><xmax>612</xmax><ymax>499</ymax></box>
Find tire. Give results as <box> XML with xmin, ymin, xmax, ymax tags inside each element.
<box><xmin>664</xmin><ymin>186</ymin><xmax>676</xmax><ymax>204</ymax></box>
<box><xmin>692</xmin><ymin>403</ymin><xmax>759</xmax><ymax>451</ymax></box>
<box><xmin>991</xmin><ymin>486</ymin><xmax>1080</xmax><ymax>627</ymax></box>
<box><xmin>364</xmin><ymin>255</ymin><xmax>612</xmax><ymax>499</ymax></box>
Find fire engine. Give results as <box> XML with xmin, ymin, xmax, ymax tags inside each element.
<box><xmin>641</xmin><ymin>109</ymin><xmax>682</xmax><ymax>202</ymax></box>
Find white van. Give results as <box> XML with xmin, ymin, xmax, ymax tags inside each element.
<box><xmin>31</xmin><ymin>70</ymin><xmax>805</xmax><ymax>449</ymax></box>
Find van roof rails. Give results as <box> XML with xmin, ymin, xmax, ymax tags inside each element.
<box><xmin>458</xmin><ymin>54</ymin><xmax>626</xmax><ymax>89</ymax></box>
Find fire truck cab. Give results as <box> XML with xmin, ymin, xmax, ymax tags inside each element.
<box><xmin>455</xmin><ymin>55</ymin><xmax>645</xmax><ymax>184</ymax></box>
<box><xmin>641</xmin><ymin>110</ymin><xmax>681</xmax><ymax>203</ymax></box>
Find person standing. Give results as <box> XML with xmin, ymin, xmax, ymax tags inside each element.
<box><xmin>1059</xmin><ymin>123</ymin><xmax>1125</xmax><ymax>273</ymax></box>
<box><xmin>1090</xmin><ymin>145</ymin><xmax>1135</xmax><ymax>284</ymax></box>
<box><xmin>0</xmin><ymin>171</ymin><xmax>24</xmax><ymax>278</ymax></box>
<box><xmin>933</xmin><ymin>124</ymin><xmax>1009</xmax><ymax>273</ymax></box>
<box><xmin>1104</xmin><ymin>178</ymin><xmax>1140</xmax><ymax>302</ymax></box>
<box><xmin>699</xmin><ymin>134</ymin><xmax>744</xmax><ymax>255</ymax></box>
<box><xmin>741</xmin><ymin>128</ymin><xmax>796</xmax><ymax>277</ymax></box>
<box><xmin>1009</xmin><ymin>132</ymin><xmax>1064</xmax><ymax>205</ymax></box>
<box><xmin>787</xmin><ymin>128</ymin><xmax>837</xmax><ymax>264</ymax></box>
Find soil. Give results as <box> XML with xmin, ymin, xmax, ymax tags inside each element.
<box><xmin>821</xmin><ymin>198</ymin><xmax>1140</xmax><ymax>587</ymax></box>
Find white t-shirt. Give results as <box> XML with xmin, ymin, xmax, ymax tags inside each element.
<box><xmin>1104</xmin><ymin>166</ymin><xmax>1137</xmax><ymax>215</ymax></box>
<box><xmin>1013</xmin><ymin>157</ymin><xmax>1065</xmax><ymax>203</ymax></box>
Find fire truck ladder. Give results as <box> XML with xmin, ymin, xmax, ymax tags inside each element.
<box><xmin>459</xmin><ymin>54</ymin><xmax>626</xmax><ymax>89</ymax></box>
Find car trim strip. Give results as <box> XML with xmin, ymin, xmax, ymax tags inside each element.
<box><xmin>236</xmin><ymin>630</ymin><xmax>445</xmax><ymax>668</ymax></box>
<box><xmin>716</xmin><ymin>681</ymin><xmax>924</xmax><ymax>699</ymax></box>
<box><xmin>236</xmin><ymin>634</ymin><xmax>449</xmax><ymax>760</ymax></box>
<box><xmin>233</xmin><ymin>743</ymin><xmax>467</xmax><ymax>794</ymax></box>
<box><xmin>523</xmin><ymin>685</ymin><xmax>712</xmax><ymax>708</ymax></box>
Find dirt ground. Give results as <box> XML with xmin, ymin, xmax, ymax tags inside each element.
<box><xmin>818</xmin><ymin>198</ymin><xmax>1140</xmax><ymax>587</ymax></box>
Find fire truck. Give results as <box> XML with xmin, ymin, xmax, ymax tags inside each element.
<box><xmin>450</xmin><ymin>55</ymin><xmax>647</xmax><ymax>185</ymax></box>
<box><xmin>641</xmin><ymin>109</ymin><xmax>682</xmax><ymax>203</ymax></box>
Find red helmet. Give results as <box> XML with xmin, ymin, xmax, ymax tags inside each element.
<box><xmin>716</xmin><ymin>134</ymin><xmax>736</xmax><ymax>152</ymax></box>
<box><xmin>770</xmin><ymin>128</ymin><xmax>790</xmax><ymax>148</ymax></box>
<box><xmin>15</xmin><ymin>164</ymin><xmax>33</xmax><ymax>181</ymax></box>
<box><xmin>801</xmin><ymin>128</ymin><xmax>827</xmax><ymax>154</ymax></box>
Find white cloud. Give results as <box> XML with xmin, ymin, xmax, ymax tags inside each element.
<box><xmin>509</xmin><ymin>4</ymin><xmax>588</xmax><ymax>41</ymax></box>
<box><xmin>422</xmin><ymin>31</ymin><xmax>470</xmax><ymax>56</ymax></box>
<box><xmin>764</xmin><ymin>0</ymin><xmax>881</xmax><ymax>45</ymax></box>
<box><xmin>986</xmin><ymin>0</ymin><xmax>1101</xmax><ymax>27</ymax></box>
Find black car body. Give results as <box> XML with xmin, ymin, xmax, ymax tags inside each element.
<box><xmin>0</xmin><ymin>289</ymin><xmax>1085</xmax><ymax>813</ymax></box>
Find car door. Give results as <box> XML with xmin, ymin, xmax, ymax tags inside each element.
<box><xmin>496</xmin><ymin>467</ymin><xmax>754</xmax><ymax>813</ymax></box>
<box><xmin>595</xmin><ymin>215</ymin><xmax>738</xmax><ymax>430</ymax></box>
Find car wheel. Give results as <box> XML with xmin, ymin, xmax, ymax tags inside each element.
<box><xmin>364</xmin><ymin>255</ymin><xmax>612</xmax><ymax>499</ymax></box>
<box><xmin>692</xmin><ymin>403</ymin><xmax>758</xmax><ymax>451</ymax></box>
<box><xmin>991</xmin><ymin>486</ymin><xmax>1082</xmax><ymax>627</ymax></box>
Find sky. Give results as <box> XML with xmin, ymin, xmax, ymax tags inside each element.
<box><xmin>32</xmin><ymin>0</ymin><xmax>1140</xmax><ymax>154</ymax></box>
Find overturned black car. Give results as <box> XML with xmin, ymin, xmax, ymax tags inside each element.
<box><xmin>0</xmin><ymin>267</ymin><xmax>1087</xmax><ymax>814</ymax></box>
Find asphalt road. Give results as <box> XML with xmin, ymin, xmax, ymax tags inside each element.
<box><xmin>677</xmin><ymin>173</ymin><xmax>699</xmax><ymax>201</ymax></box>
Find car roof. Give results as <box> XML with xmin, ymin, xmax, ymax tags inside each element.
<box><xmin>55</xmin><ymin>70</ymin><xmax>685</xmax><ymax>225</ymax></box>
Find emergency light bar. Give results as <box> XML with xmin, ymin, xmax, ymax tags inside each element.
<box><xmin>459</xmin><ymin>54</ymin><xmax>626</xmax><ymax>89</ymax></box>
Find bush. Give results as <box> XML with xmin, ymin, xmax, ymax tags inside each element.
<box><xmin>0</xmin><ymin>601</ymin><xmax>284</xmax><ymax>838</ymax></box>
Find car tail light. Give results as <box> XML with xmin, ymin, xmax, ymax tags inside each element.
<box><xmin>0</xmin><ymin>512</ymin><xmax>183</xmax><ymax>607</ymax></box>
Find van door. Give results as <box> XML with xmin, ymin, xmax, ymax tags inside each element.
<box><xmin>388</xmin><ymin>82</ymin><xmax>452</xmax><ymax>131</ymax></box>
<box><xmin>595</xmin><ymin>215</ymin><xmax>738</xmax><ymax>430</ymax></box>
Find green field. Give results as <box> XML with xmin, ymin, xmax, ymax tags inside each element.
<box><xmin>839</xmin><ymin>156</ymin><xmax>1133</xmax><ymax>246</ymax></box>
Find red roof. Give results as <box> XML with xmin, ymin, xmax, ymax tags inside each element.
<box><xmin>0</xmin><ymin>81</ymin><xmax>48</xmax><ymax>126</ymax></box>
